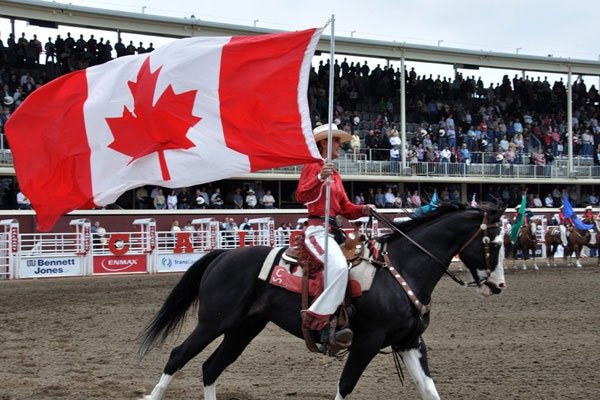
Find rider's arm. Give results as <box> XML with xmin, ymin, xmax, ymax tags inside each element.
<box><xmin>296</xmin><ymin>162</ymin><xmax>325</xmax><ymax>204</ymax></box>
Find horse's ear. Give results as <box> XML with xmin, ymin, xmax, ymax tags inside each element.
<box><xmin>491</xmin><ymin>204</ymin><xmax>507</xmax><ymax>222</ymax></box>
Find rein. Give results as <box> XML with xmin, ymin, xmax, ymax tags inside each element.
<box><xmin>366</xmin><ymin>208</ymin><xmax>500</xmax><ymax>315</ymax></box>
<box><xmin>368</xmin><ymin>209</ymin><xmax>466</xmax><ymax>286</ymax></box>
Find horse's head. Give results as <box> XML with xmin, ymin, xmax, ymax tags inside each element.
<box><xmin>458</xmin><ymin>204</ymin><xmax>506</xmax><ymax>297</ymax></box>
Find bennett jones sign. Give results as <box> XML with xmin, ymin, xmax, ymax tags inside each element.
<box><xmin>20</xmin><ymin>257</ymin><xmax>82</xmax><ymax>278</ymax></box>
<box><xmin>93</xmin><ymin>254</ymin><xmax>147</xmax><ymax>274</ymax></box>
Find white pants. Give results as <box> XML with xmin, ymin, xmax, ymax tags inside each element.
<box><xmin>304</xmin><ymin>225</ymin><xmax>348</xmax><ymax>316</ymax></box>
<box><xmin>560</xmin><ymin>225</ymin><xmax>568</xmax><ymax>246</ymax></box>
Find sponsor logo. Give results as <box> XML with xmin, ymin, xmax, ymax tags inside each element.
<box><xmin>160</xmin><ymin>257</ymin><xmax>195</xmax><ymax>268</ymax></box>
<box><xmin>27</xmin><ymin>259</ymin><xmax>76</xmax><ymax>267</ymax></box>
<box><xmin>34</xmin><ymin>267</ymin><xmax>64</xmax><ymax>274</ymax></box>
<box><xmin>23</xmin><ymin>258</ymin><xmax>79</xmax><ymax>276</ymax></box>
<box><xmin>93</xmin><ymin>255</ymin><xmax>147</xmax><ymax>273</ymax></box>
<box><xmin>101</xmin><ymin>257</ymin><xmax>138</xmax><ymax>271</ymax></box>
<box><xmin>11</xmin><ymin>226</ymin><xmax>18</xmax><ymax>253</ymax></box>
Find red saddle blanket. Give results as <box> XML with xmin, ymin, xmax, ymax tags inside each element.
<box><xmin>258</xmin><ymin>248</ymin><xmax>373</xmax><ymax>298</ymax></box>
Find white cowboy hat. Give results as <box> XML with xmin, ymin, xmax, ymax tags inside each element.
<box><xmin>3</xmin><ymin>96</ymin><xmax>14</xmax><ymax>106</ymax></box>
<box><xmin>515</xmin><ymin>204</ymin><xmax>521</xmax><ymax>210</ymax></box>
<box><xmin>585</xmin><ymin>205</ymin><xmax>592</xmax><ymax>210</ymax></box>
<box><xmin>558</xmin><ymin>205</ymin><xmax>564</xmax><ymax>209</ymax></box>
<box><xmin>313</xmin><ymin>123</ymin><xmax>351</xmax><ymax>143</ymax></box>
<box><xmin>247</xmin><ymin>189</ymin><xmax>255</xmax><ymax>194</ymax></box>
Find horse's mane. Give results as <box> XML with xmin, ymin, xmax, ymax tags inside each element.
<box><xmin>378</xmin><ymin>201</ymin><xmax>503</xmax><ymax>243</ymax></box>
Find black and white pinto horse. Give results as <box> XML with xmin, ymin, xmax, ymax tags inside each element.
<box><xmin>138</xmin><ymin>203</ymin><xmax>506</xmax><ymax>400</ymax></box>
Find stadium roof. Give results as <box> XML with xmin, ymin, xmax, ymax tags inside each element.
<box><xmin>2</xmin><ymin>0</ymin><xmax>600</xmax><ymax>76</ymax></box>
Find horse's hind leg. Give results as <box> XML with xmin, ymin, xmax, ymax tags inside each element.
<box><xmin>141</xmin><ymin>325</ymin><xmax>221</xmax><ymax>400</ymax></box>
<box><xmin>202</xmin><ymin>318</ymin><xmax>268</xmax><ymax>399</ymax></box>
<box><xmin>400</xmin><ymin>336</ymin><xmax>441</xmax><ymax>400</ymax></box>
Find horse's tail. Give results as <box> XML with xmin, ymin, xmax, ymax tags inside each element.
<box><xmin>137</xmin><ymin>249</ymin><xmax>228</xmax><ymax>358</ymax></box>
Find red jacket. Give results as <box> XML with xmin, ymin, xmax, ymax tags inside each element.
<box><xmin>296</xmin><ymin>162</ymin><xmax>365</xmax><ymax>220</ymax></box>
<box><xmin>559</xmin><ymin>211</ymin><xmax>573</xmax><ymax>225</ymax></box>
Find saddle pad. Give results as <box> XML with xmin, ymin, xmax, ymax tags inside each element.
<box><xmin>258</xmin><ymin>247</ymin><xmax>376</xmax><ymax>297</ymax></box>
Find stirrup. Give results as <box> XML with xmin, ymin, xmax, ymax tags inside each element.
<box><xmin>326</xmin><ymin>317</ymin><xmax>353</xmax><ymax>355</ymax></box>
<box><xmin>334</xmin><ymin>328</ymin><xmax>354</xmax><ymax>345</ymax></box>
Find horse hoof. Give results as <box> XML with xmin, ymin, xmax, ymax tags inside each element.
<box><xmin>533</xmin><ymin>265</ymin><xmax>539</xmax><ymax>270</ymax></box>
<box><xmin>522</xmin><ymin>265</ymin><xmax>527</xmax><ymax>270</ymax></box>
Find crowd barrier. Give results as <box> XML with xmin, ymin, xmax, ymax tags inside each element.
<box><xmin>3</xmin><ymin>213</ymin><xmax>593</xmax><ymax>280</ymax></box>
<box><xmin>0</xmin><ymin>216</ymin><xmax>383</xmax><ymax>280</ymax></box>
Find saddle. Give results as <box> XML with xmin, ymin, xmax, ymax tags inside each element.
<box><xmin>547</xmin><ymin>226</ymin><xmax>561</xmax><ymax>236</ymax></box>
<box><xmin>282</xmin><ymin>226</ymin><xmax>370</xmax><ymax>356</ymax></box>
<box><xmin>287</xmin><ymin>225</ymin><xmax>369</xmax><ymax>267</ymax></box>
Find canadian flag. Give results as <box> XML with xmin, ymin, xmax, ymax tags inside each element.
<box><xmin>6</xmin><ymin>28</ymin><xmax>324</xmax><ymax>231</ymax></box>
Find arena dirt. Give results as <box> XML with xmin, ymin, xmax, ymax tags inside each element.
<box><xmin>1</xmin><ymin>261</ymin><xmax>599</xmax><ymax>400</ymax></box>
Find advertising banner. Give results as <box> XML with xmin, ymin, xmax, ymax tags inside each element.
<box><xmin>19</xmin><ymin>257</ymin><xmax>83</xmax><ymax>278</ymax></box>
<box><xmin>157</xmin><ymin>252</ymin><xmax>205</xmax><ymax>273</ymax></box>
<box><xmin>93</xmin><ymin>254</ymin><xmax>147</xmax><ymax>274</ymax></box>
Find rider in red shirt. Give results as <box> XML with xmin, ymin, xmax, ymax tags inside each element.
<box><xmin>296</xmin><ymin>123</ymin><xmax>373</xmax><ymax>348</ymax></box>
<box><xmin>558</xmin><ymin>205</ymin><xmax>572</xmax><ymax>246</ymax></box>
<box><xmin>558</xmin><ymin>205</ymin><xmax>573</xmax><ymax>225</ymax></box>
<box><xmin>583</xmin><ymin>205</ymin><xmax>594</xmax><ymax>222</ymax></box>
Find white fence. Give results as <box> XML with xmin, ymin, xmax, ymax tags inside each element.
<box><xmin>2</xmin><ymin>217</ymin><xmax>287</xmax><ymax>279</ymax></box>
<box><xmin>4</xmin><ymin>213</ymin><xmax>593</xmax><ymax>280</ymax></box>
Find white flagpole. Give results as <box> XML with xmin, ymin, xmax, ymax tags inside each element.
<box><xmin>323</xmin><ymin>14</ymin><xmax>335</xmax><ymax>286</ymax></box>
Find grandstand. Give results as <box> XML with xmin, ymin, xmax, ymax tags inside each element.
<box><xmin>1</xmin><ymin>0</ymin><xmax>600</xmax><ymax>233</ymax></box>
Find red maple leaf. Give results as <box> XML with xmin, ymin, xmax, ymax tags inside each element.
<box><xmin>106</xmin><ymin>57</ymin><xmax>201</xmax><ymax>180</ymax></box>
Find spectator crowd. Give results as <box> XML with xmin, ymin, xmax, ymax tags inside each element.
<box><xmin>2</xmin><ymin>30</ymin><xmax>600</xmax><ymax>210</ymax></box>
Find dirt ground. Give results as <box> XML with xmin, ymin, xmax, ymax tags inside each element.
<box><xmin>1</xmin><ymin>260</ymin><xmax>599</xmax><ymax>400</ymax></box>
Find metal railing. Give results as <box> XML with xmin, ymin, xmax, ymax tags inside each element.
<box><xmin>256</xmin><ymin>150</ymin><xmax>600</xmax><ymax>179</ymax></box>
<box><xmin>20</xmin><ymin>233</ymin><xmax>80</xmax><ymax>256</ymax></box>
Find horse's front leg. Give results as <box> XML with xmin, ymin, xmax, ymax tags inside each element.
<box><xmin>547</xmin><ymin>244</ymin><xmax>555</xmax><ymax>267</ymax></box>
<box><xmin>531</xmin><ymin>245</ymin><xmax>539</xmax><ymax>270</ymax></box>
<box><xmin>336</xmin><ymin>332</ymin><xmax>385</xmax><ymax>399</ymax></box>
<box><xmin>400</xmin><ymin>336</ymin><xmax>440</xmax><ymax>400</ymax></box>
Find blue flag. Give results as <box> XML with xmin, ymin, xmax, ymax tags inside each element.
<box><xmin>414</xmin><ymin>191</ymin><xmax>439</xmax><ymax>217</ymax></box>
<box><xmin>563</xmin><ymin>194</ymin><xmax>594</xmax><ymax>230</ymax></box>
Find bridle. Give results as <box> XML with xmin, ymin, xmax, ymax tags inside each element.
<box><xmin>456</xmin><ymin>211</ymin><xmax>501</xmax><ymax>278</ymax></box>
<box><xmin>367</xmin><ymin>208</ymin><xmax>501</xmax><ymax>316</ymax></box>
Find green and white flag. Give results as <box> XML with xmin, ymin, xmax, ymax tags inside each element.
<box><xmin>510</xmin><ymin>195</ymin><xmax>527</xmax><ymax>244</ymax></box>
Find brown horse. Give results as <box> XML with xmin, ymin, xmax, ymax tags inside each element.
<box><xmin>564</xmin><ymin>227</ymin><xmax>590</xmax><ymax>268</ymax></box>
<box><xmin>504</xmin><ymin>221</ymin><xmax>538</xmax><ymax>270</ymax></box>
<box><xmin>544</xmin><ymin>226</ymin><xmax>563</xmax><ymax>267</ymax></box>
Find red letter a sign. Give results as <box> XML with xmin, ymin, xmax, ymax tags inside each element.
<box><xmin>174</xmin><ymin>232</ymin><xmax>193</xmax><ymax>253</ymax></box>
